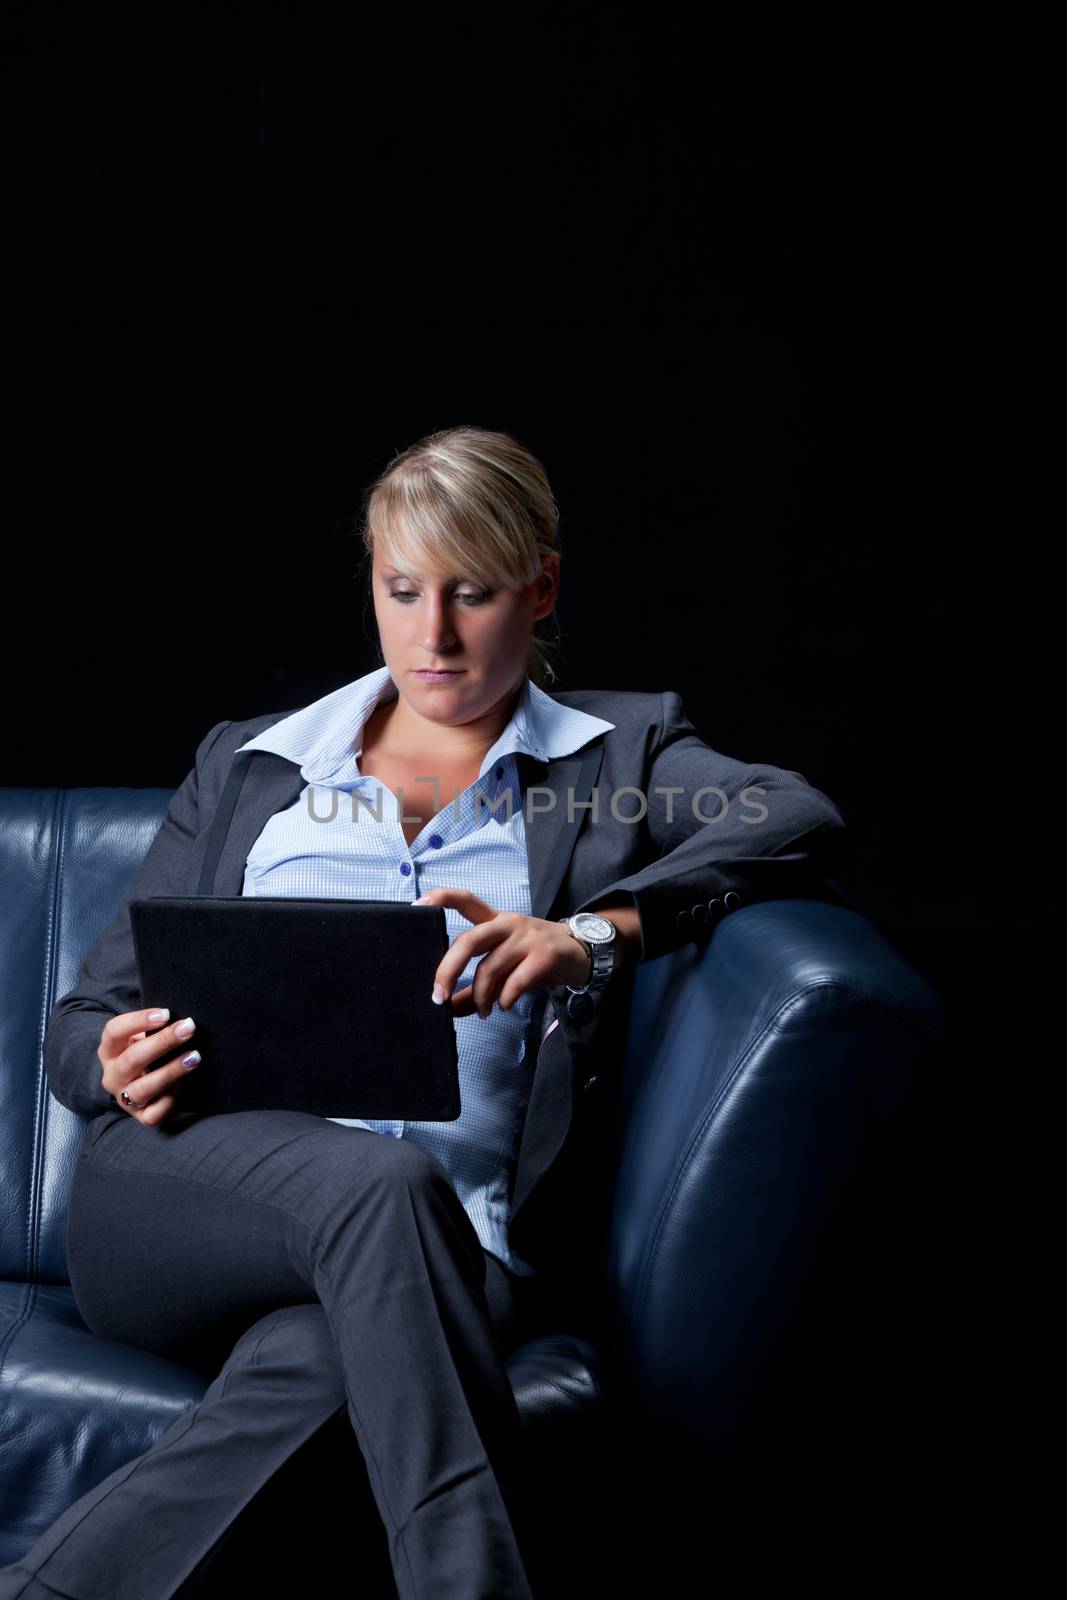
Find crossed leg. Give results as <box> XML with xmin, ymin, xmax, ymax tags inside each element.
<box><xmin>0</xmin><ymin>1107</ymin><xmax>533</xmax><ymax>1600</ymax></box>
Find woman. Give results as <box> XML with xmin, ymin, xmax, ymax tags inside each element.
<box><xmin>2</xmin><ymin>426</ymin><xmax>846</xmax><ymax>1600</ymax></box>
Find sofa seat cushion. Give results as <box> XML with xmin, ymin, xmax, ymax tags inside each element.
<box><xmin>0</xmin><ymin>1280</ymin><xmax>209</xmax><ymax>1560</ymax></box>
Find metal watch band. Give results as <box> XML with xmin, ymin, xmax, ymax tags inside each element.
<box><xmin>558</xmin><ymin>917</ymin><xmax>615</xmax><ymax>994</ymax></box>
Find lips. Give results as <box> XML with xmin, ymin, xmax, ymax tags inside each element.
<box><xmin>413</xmin><ymin>669</ymin><xmax>465</xmax><ymax>681</ymax></box>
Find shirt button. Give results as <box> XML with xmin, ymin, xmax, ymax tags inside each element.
<box><xmin>399</xmin><ymin>862</ymin><xmax>412</xmax><ymax>876</ymax></box>
<box><xmin>428</xmin><ymin>833</ymin><xmax>443</xmax><ymax>849</ymax></box>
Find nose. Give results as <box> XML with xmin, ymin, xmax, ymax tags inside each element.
<box><xmin>416</xmin><ymin>592</ymin><xmax>460</xmax><ymax>654</ymax></box>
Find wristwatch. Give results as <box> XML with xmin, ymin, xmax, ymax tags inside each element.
<box><xmin>558</xmin><ymin>912</ymin><xmax>616</xmax><ymax>998</ymax></box>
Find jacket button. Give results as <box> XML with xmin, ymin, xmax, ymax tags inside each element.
<box><xmin>723</xmin><ymin>891</ymin><xmax>742</xmax><ymax>911</ymax></box>
<box><xmin>566</xmin><ymin>991</ymin><xmax>595</xmax><ymax>1022</ymax></box>
<box><xmin>583</xmin><ymin>1075</ymin><xmax>599</xmax><ymax>1092</ymax></box>
<box><xmin>691</xmin><ymin>903</ymin><xmax>709</xmax><ymax>925</ymax></box>
<box><xmin>675</xmin><ymin>908</ymin><xmax>692</xmax><ymax>929</ymax></box>
<box><xmin>707</xmin><ymin>897</ymin><xmax>724</xmax><ymax>917</ymax></box>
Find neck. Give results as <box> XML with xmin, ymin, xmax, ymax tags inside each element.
<box><xmin>369</xmin><ymin>676</ymin><xmax>525</xmax><ymax>766</ymax></box>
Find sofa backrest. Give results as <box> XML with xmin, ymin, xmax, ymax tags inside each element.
<box><xmin>1</xmin><ymin>786</ymin><xmax>172</xmax><ymax>1284</ymax></box>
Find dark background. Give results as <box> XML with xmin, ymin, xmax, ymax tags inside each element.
<box><xmin>1</xmin><ymin>5</ymin><xmax>1034</xmax><ymax>1573</ymax></box>
<box><xmin>0</xmin><ymin>10</ymin><xmax>1032</xmax><ymax>936</ymax></box>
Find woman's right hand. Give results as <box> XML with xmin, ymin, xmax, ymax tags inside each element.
<box><xmin>97</xmin><ymin>1009</ymin><xmax>200</xmax><ymax>1126</ymax></box>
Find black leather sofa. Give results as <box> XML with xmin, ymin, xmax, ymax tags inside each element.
<box><xmin>0</xmin><ymin>781</ymin><xmax>946</xmax><ymax>1592</ymax></box>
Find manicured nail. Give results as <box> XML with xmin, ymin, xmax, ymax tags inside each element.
<box><xmin>432</xmin><ymin>984</ymin><xmax>446</xmax><ymax>1004</ymax></box>
<box><xmin>175</xmin><ymin>1016</ymin><xmax>196</xmax><ymax>1040</ymax></box>
<box><xmin>147</xmin><ymin>1009</ymin><xmax>170</xmax><ymax>1025</ymax></box>
<box><xmin>181</xmin><ymin>1051</ymin><xmax>201</xmax><ymax>1070</ymax></box>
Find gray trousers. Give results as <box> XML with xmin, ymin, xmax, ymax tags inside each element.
<box><xmin>0</xmin><ymin>1106</ymin><xmax>537</xmax><ymax>1599</ymax></box>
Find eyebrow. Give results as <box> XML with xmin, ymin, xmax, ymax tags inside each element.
<box><xmin>381</xmin><ymin>566</ymin><xmax>475</xmax><ymax>584</ymax></box>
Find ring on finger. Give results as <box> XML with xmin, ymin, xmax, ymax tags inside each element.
<box><xmin>120</xmin><ymin>1086</ymin><xmax>141</xmax><ymax>1109</ymax></box>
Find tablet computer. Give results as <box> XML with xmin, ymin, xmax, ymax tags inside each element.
<box><xmin>128</xmin><ymin>896</ymin><xmax>460</xmax><ymax>1120</ymax></box>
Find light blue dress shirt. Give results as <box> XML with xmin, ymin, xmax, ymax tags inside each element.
<box><xmin>233</xmin><ymin>665</ymin><xmax>615</xmax><ymax>1277</ymax></box>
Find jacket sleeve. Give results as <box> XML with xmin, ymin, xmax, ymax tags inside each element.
<box><xmin>43</xmin><ymin>719</ymin><xmax>234</xmax><ymax>1119</ymax></box>
<box><xmin>575</xmin><ymin>690</ymin><xmax>847</xmax><ymax>964</ymax></box>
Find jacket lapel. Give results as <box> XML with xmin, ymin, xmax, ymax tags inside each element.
<box><xmin>520</xmin><ymin>740</ymin><xmax>606</xmax><ymax>923</ymax></box>
<box><xmin>509</xmin><ymin>740</ymin><xmax>606</xmax><ymax>1232</ymax></box>
<box><xmin>203</xmin><ymin>751</ymin><xmax>306</xmax><ymax>897</ymax></box>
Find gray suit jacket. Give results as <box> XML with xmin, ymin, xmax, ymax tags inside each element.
<box><xmin>43</xmin><ymin>687</ymin><xmax>846</xmax><ymax>1285</ymax></box>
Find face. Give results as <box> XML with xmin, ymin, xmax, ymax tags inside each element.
<box><xmin>371</xmin><ymin>544</ymin><xmax>560</xmax><ymax>729</ymax></box>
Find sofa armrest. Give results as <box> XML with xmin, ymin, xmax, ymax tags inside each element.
<box><xmin>601</xmin><ymin>898</ymin><xmax>946</xmax><ymax>1464</ymax></box>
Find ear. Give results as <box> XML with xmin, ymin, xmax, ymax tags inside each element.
<box><xmin>531</xmin><ymin>553</ymin><xmax>561</xmax><ymax>620</ymax></box>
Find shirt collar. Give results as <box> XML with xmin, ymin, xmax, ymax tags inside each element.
<box><xmin>235</xmin><ymin>665</ymin><xmax>615</xmax><ymax>787</ymax></box>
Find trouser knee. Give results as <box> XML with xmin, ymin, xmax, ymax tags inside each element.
<box><xmin>311</xmin><ymin>1136</ymin><xmax>485</xmax><ymax>1278</ymax></box>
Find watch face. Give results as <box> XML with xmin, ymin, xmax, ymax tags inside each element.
<box><xmin>573</xmin><ymin>912</ymin><xmax>614</xmax><ymax>943</ymax></box>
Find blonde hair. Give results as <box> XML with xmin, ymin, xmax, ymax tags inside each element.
<box><xmin>358</xmin><ymin>425</ymin><xmax>563</xmax><ymax>688</ymax></box>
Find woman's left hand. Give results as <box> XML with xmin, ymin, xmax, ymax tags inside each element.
<box><xmin>414</xmin><ymin>889</ymin><xmax>596</xmax><ymax>1019</ymax></box>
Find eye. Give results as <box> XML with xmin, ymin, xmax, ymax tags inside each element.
<box><xmin>387</xmin><ymin>588</ymin><xmax>492</xmax><ymax>606</ymax></box>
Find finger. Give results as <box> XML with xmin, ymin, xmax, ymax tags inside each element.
<box><xmin>124</xmin><ymin>1015</ymin><xmax>198</xmax><ymax>1077</ymax></box>
<box><xmin>449</xmin><ymin>984</ymin><xmax>478</xmax><ymax>1018</ymax></box>
<box><xmin>469</xmin><ymin>949</ymin><xmax>521</xmax><ymax>1018</ymax></box>
<box><xmin>132</xmin><ymin>1090</ymin><xmax>178</xmax><ymax>1126</ymax></box>
<box><xmin>478</xmin><ymin>948</ymin><xmax>553</xmax><ymax>1015</ymax></box>
<box><xmin>103</xmin><ymin>1017</ymin><xmax>199</xmax><ymax>1102</ymax></box>
<box><xmin>433</xmin><ymin>920</ymin><xmax>513</xmax><ymax>999</ymax></box>
<box><xmin>115</xmin><ymin>1075</ymin><xmax>150</xmax><ymax>1112</ymax></box>
<box><xmin>101</xmin><ymin>1006</ymin><xmax>176</xmax><ymax>1057</ymax></box>
<box><xmin>119</xmin><ymin>1045</ymin><xmax>200</xmax><ymax>1111</ymax></box>
<box><xmin>454</xmin><ymin>950</ymin><xmax>548</xmax><ymax>1019</ymax></box>
<box><xmin>141</xmin><ymin>1089</ymin><xmax>179</xmax><ymax>1125</ymax></box>
<box><xmin>496</xmin><ymin>952</ymin><xmax>554</xmax><ymax>1012</ymax></box>
<box><xmin>416</xmin><ymin>889</ymin><xmax>498</xmax><ymax>924</ymax></box>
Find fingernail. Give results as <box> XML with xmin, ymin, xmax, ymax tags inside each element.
<box><xmin>414</xmin><ymin>896</ymin><xmax>433</xmax><ymax>905</ymax></box>
<box><xmin>181</xmin><ymin>1051</ymin><xmax>201</xmax><ymax>1069</ymax></box>
<box><xmin>175</xmin><ymin>1016</ymin><xmax>196</xmax><ymax>1039</ymax></box>
<box><xmin>432</xmin><ymin>984</ymin><xmax>447</xmax><ymax>1004</ymax></box>
<box><xmin>147</xmin><ymin>1008</ymin><xmax>170</xmax><ymax>1024</ymax></box>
